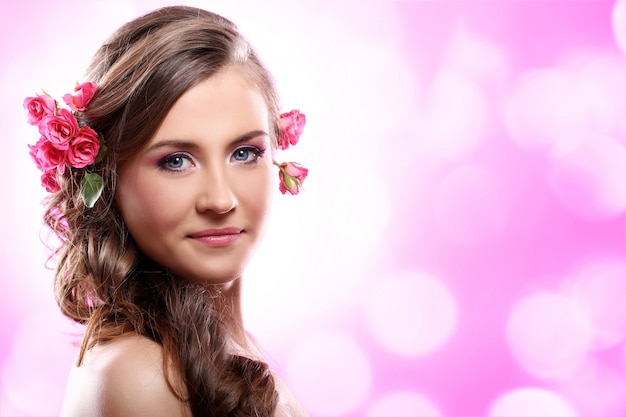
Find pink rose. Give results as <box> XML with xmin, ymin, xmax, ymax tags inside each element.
<box><xmin>66</xmin><ymin>126</ymin><xmax>100</xmax><ymax>168</ymax></box>
<box><xmin>277</xmin><ymin>110</ymin><xmax>306</xmax><ymax>150</ymax></box>
<box><xmin>278</xmin><ymin>162</ymin><xmax>308</xmax><ymax>195</ymax></box>
<box><xmin>38</xmin><ymin>108</ymin><xmax>79</xmax><ymax>150</ymax></box>
<box><xmin>63</xmin><ymin>82</ymin><xmax>97</xmax><ymax>112</ymax></box>
<box><xmin>29</xmin><ymin>136</ymin><xmax>66</xmax><ymax>172</ymax></box>
<box><xmin>23</xmin><ymin>94</ymin><xmax>56</xmax><ymax>125</ymax></box>
<box><xmin>40</xmin><ymin>169</ymin><xmax>61</xmax><ymax>193</ymax></box>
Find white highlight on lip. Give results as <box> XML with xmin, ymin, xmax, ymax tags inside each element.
<box><xmin>191</xmin><ymin>234</ymin><xmax>240</xmax><ymax>246</ymax></box>
<box><xmin>506</xmin><ymin>291</ymin><xmax>593</xmax><ymax>379</ymax></box>
<box><xmin>284</xmin><ymin>332</ymin><xmax>372</xmax><ymax>416</ymax></box>
<box><xmin>366</xmin><ymin>271</ymin><xmax>458</xmax><ymax>357</ymax></box>
<box><xmin>488</xmin><ymin>387</ymin><xmax>579</xmax><ymax>417</ymax></box>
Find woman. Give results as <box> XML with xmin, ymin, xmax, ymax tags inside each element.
<box><xmin>24</xmin><ymin>6</ymin><xmax>308</xmax><ymax>417</ymax></box>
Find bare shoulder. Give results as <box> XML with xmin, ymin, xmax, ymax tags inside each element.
<box><xmin>60</xmin><ymin>333</ymin><xmax>190</xmax><ymax>417</ymax></box>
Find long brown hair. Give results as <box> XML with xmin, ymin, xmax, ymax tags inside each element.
<box><xmin>46</xmin><ymin>6</ymin><xmax>280</xmax><ymax>416</ymax></box>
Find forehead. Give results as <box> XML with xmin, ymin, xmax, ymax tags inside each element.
<box><xmin>150</xmin><ymin>69</ymin><xmax>270</xmax><ymax>144</ymax></box>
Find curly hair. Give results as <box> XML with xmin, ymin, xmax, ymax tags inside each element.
<box><xmin>45</xmin><ymin>6</ymin><xmax>280</xmax><ymax>416</ymax></box>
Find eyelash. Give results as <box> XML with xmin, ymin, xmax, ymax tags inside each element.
<box><xmin>156</xmin><ymin>146</ymin><xmax>266</xmax><ymax>173</ymax></box>
<box><xmin>231</xmin><ymin>146</ymin><xmax>265</xmax><ymax>164</ymax></box>
<box><xmin>157</xmin><ymin>153</ymin><xmax>193</xmax><ymax>172</ymax></box>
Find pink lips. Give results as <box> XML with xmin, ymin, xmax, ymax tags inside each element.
<box><xmin>188</xmin><ymin>227</ymin><xmax>242</xmax><ymax>247</ymax></box>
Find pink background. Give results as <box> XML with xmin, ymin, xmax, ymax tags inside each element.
<box><xmin>1</xmin><ymin>1</ymin><xmax>625</xmax><ymax>416</ymax></box>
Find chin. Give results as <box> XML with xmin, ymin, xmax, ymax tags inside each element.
<box><xmin>177</xmin><ymin>264</ymin><xmax>248</xmax><ymax>286</ymax></box>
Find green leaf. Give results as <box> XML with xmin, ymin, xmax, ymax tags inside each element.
<box><xmin>93</xmin><ymin>132</ymin><xmax>107</xmax><ymax>164</ymax></box>
<box><xmin>95</xmin><ymin>143</ymin><xmax>108</xmax><ymax>164</ymax></box>
<box><xmin>80</xmin><ymin>173</ymin><xmax>104</xmax><ymax>208</ymax></box>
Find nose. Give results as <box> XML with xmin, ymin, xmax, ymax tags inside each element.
<box><xmin>196</xmin><ymin>165</ymin><xmax>238</xmax><ymax>215</ymax></box>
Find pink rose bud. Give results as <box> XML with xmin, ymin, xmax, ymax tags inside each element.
<box><xmin>66</xmin><ymin>126</ymin><xmax>100</xmax><ymax>168</ymax></box>
<box><xmin>40</xmin><ymin>169</ymin><xmax>61</xmax><ymax>193</ymax></box>
<box><xmin>277</xmin><ymin>110</ymin><xmax>306</xmax><ymax>150</ymax></box>
<box><xmin>28</xmin><ymin>136</ymin><xmax>66</xmax><ymax>172</ymax></box>
<box><xmin>38</xmin><ymin>108</ymin><xmax>79</xmax><ymax>150</ymax></box>
<box><xmin>23</xmin><ymin>94</ymin><xmax>56</xmax><ymax>125</ymax></box>
<box><xmin>63</xmin><ymin>81</ymin><xmax>97</xmax><ymax>112</ymax></box>
<box><xmin>278</xmin><ymin>161</ymin><xmax>308</xmax><ymax>195</ymax></box>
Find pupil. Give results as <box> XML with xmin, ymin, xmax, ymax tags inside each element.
<box><xmin>236</xmin><ymin>150</ymin><xmax>248</xmax><ymax>160</ymax></box>
<box><xmin>169</xmin><ymin>157</ymin><xmax>183</xmax><ymax>168</ymax></box>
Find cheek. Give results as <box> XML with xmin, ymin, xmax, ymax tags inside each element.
<box><xmin>236</xmin><ymin>166</ymin><xmax>273</xmax><ymax>220</ymax></box>
<box><xmin>117</xmin><ymin>174</ymin><xmax>185</xmax><ymax>240</ymax></box>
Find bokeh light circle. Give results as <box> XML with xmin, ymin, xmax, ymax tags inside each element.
<box><xmin>366</xmin><ymin>272</ymin><xmax>457</xmax><ymax>357</ymax></box>
<box><xmin>548</xmin><ymin>135</ymin><xmax>626</xmax><ymax>220</ymax></box>
<box><xmin>505</xmin><ymin>69</ymin><xmax>587</xmax><ymax>155</ymax></box>
<box><xmin>488</xmin><ymin>387</ymin><xmax>579</xmax><ymax>417</ymax></box>
<box><xmin>560</xmin><ymin>359</ymin><xmax>626</xmax><ymax>417</ymax></box>
<box><xmin>284</xmin><ymin>332</ymin><xmax>372</xmax><ymax>416</ymax></box>
<box><xmin>414</xmin><ymin>69</ymin><xmax>488</xmax><ymax>161</ymax></box>
<box><xmin>1</xmin><ymin>313</ymin><xmax>76</xmax><ymax>415</ymax></box>
<box><xmin>318</xmin><ymin>165</ymin><xmax>391</xmax><ymax>248</ymax></box>
<box><xmin>506</xmin><ymin>291</ymin><xmax>593</xmax><ymax>379</ymax></box>
<box><xmin>433</xmin><ymin>164</ymin><xmax>510</xmax><ymax>245</ymax></box>
<box><xmin>613</xmin><ymin>0</ymin><xmax>626</xmax><ymax>55</ymax></box>
<box><xmin>365</xmin><ymin>390</ymin><xmax>442</xmax><ymax>417</ymax></box>
<box><xmin>444</xmin><ymin>29</ymin><xmax>508</xmax><ymax>83</ymax></box>
<box><xmin>570</xmin><ymin>257</ymin><xmax>626</xmax><ymax>349</ymax></box>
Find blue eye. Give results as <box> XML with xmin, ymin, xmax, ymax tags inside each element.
<box><xmin>158</xmin><ymin>153</ymin><xmax>193</xmax><ymax>172</ymax></box>
<box><xmin>232</xmin><ymin>147</ymin><xmax>264</xmax><ymax>163</ymax></box>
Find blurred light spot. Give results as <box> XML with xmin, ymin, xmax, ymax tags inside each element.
<box><xmin>488</xmin><ymin>387</ymin><xmax>579</xmax><ymax>417</ymax></box>
<box><xmin>285</xmin><ymin>332</ymin><xmax>372</xmax><ymax>416</ymax></box>
<box><xmin>433</xmin><ymin>164</ymin><xmax>510</xmax><ymax>245</ymax></box>
<box><xmin>505</xmin><ymin>69</ymin><xmax>588</xmax><ymax>155</ymax></box>
<box><xmin>559</xmin><ymin>359</ymin><xmax>626</xmax><ymax>417</ymax></box>
<box><xmin>317</xmin><ymin>166</ymin><xmax>391</xmax><ymax>249</ymax></box>
<box><xmin>335</xmin><ymin>43</ymin><xmax>418</xmax><ymax>139</ymax></box>
<box><xmin>613</xmin><ymin>0</ymin><xmax>626</xmax><ymax>55</ymax></box>
<box><xmin>365</xmin><ymin>390</ymin><xmax>442</xmax><ymax>417</ymax></box>
<box><xmin>506</xmin><ymin>291</ymin><xmax>593</xmax><ymax>379</ymax></box>
<box><xmin>563</xmin><ymin>53</ymin><xmax>626</xmax><ymax>138</ymax></box>
<box><xmin>0</xmin><ymin>391</ymin><xmax>20</xmax><ymax>417</ymax></box>
<box><xmin>548</xmin><ymin>135</ymin><xmax>626</xmax><ymax>220</ymax></box>
<box><xmin>1</xmin><ymin>313</ymin><xmax>77</xmax><ymax>415</ymax></box>
<box><xmin>413</xmin><ymin>69</ymin><xmax>488</xmax><ymax>160</ymax></box>
<box><xmin>444</xmin><ymin>27</ymin><xmax>508</xmax><ymax>83</ymax></box>
<box><xmin>569</xmin><ymin>258</ymin><xmax>626</xmax><ymax>349</ymax></box>
<box><xmin>244</xmin><ymin>164</ymin><xmax>390</xmax><ymax>336</ymax></box>
<box><xmin>366</xmin><ymin>272</ymin><xmax>457</xmax><ymax>357</ymax></box>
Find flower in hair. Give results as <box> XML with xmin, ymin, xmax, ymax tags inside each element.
<box><xmin>63</xmin><ymin>82</ymin><xmax>97</xmax><ymax>112</ymax></box>
<box><xmin>277</xmin><ymin>162</ymin><xmax>308</xmax><ymax>195</ymax></box>
<box><xmin>38</xmin><ymin>108</ymin><xmax>78</xmax><ymax>150</ymax></box>
<box><xmin>25</xmin><ymin>82</ymin><xmax>107</xmax><ymax>208</ymax></box>
<box><xmin>274</xmin><ymin>110</ymin><xmax>308</xmax><ymax>195</ymax></box>
<box><xmin>277</xmin><ymin>109</ymin><xmax>306</xmax><ymax>150</ymax></box>
<box><xmin>24</xmin><ymin>94</ymin><xmax>56</xmax><ymax>125</ymax></box>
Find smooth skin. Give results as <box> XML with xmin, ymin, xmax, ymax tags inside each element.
<box><xmin>61</xmin><ymin>69</ymin><xmax>306</xmax><ymax>416</ymax></box>
<box><xmin>117</xmin><ymin>68</ymin><xmax>274</xmax><ymax>286</ymax></box>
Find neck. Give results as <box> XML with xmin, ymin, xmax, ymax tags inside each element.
<box><xmin>215</xmin><ymin>278</ymin><xmax>247</xmax><ymax>348</ymax></box>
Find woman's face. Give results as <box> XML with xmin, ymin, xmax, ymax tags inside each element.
<box><xmin>116</xmin><ymin>69</ymin><xmax>274</xmax><ymax>284</ymax></box>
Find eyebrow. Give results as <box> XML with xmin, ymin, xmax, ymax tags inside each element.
<box><xmin>144</xmin><ymin>130</ymin><xmax>270</xmax><ymax>153</ymax></box>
